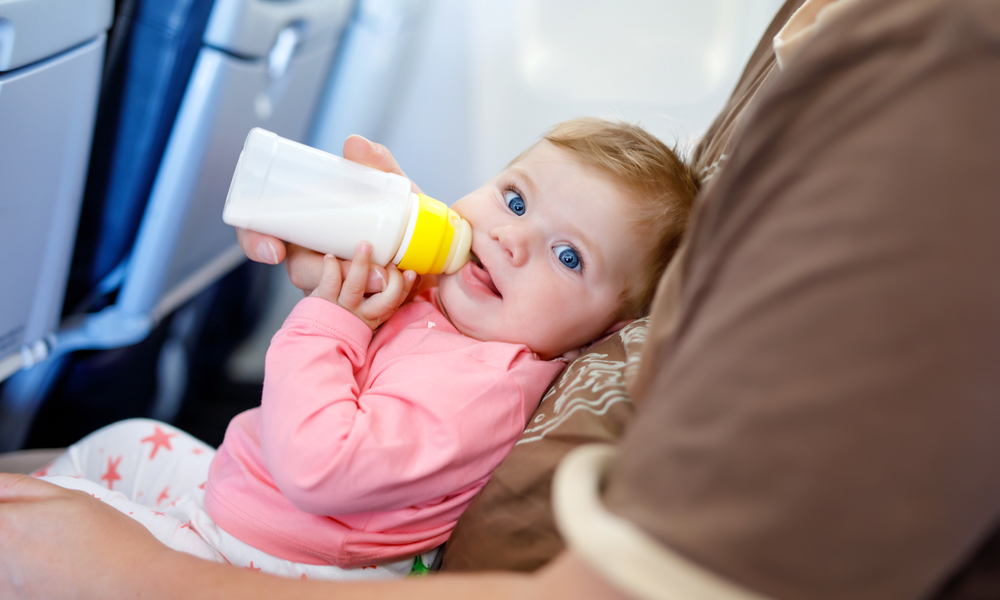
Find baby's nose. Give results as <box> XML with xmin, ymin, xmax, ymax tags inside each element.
<box><xmin>494</xmin><ymin>224</ymin><xmax>534</xmax><ymax>267</ymax></box>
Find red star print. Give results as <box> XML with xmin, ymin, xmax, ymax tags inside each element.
<box><xmin>140</xmin><ymin>426</ymin><xmax>177</xmax><ymax>460</ymax></box>
<box><xmin>180</xmin><ymin>521</ymin><xmax>193</xmax><ymax>530</ymax></box>
<box><xmin>191</xmin><ymin>448</ymin><xmax>204</xmax><ymax>455</ymax></box>
<box><xmin>198</xmin><ymin>481</ymin><xmax>207</xmax><ymax>490</ymax></box>
<box><xmin>300</xmin><ymin>574</ymin><xmax>308</xmax><ymax>580</ymax></box>
<box><xmin>361</xmin><ymin>565</ymin><xmax>377</xmax><ymax>570</ymax></box>
<box><xmin>245</xmin><ymin>562</ymin><xmax>261</xmax><ymax>572</ymax></box>
<box><xmin>152</xmin><ymin>511</ymin><xmax>166</xmax><ymax>516</ymax></box>
<box><xmin>100</xmin><ymin>455</ymin><xmax>123</xmax><ymax>490</ymax></box>
<box><xmin>156</xmin><ymin>486</ymin><xmax>170</xmax><ymax>506</ymax></box>
<box><xmin>32</xmin><ymin>464</ymin><xmax>50</xmax><ymax>477</ymax></box>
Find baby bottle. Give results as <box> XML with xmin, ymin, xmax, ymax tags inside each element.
<box><xmin>222</xmin><ymin>128</ymin><xmax>472</xmax><ymax>275</ymax></box>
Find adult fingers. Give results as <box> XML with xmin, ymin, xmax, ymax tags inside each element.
<box><xmin>309</xmin><ymin>255</ymin><xmax>344</xmax><ymax>303</ymax></box>
<box><xmin>285</xmin><ymin>244</ymin><xmax>326</xmax><ymax>294</ymax></box>
<box><xmin>338</xmin><ymin>243</ymin><xmax>372</xmax><ymax>311</ymax></box>
<box><xmin>342</xmin><ymin>135</ymin><xmax>423</xmax><ymax>195</ymax></box>
<box><xmin>236</xmin><ymin>228</ymin><xmax>285</xmax><ymax>265</ymax></box>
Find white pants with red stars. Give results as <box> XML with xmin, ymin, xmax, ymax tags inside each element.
<box><xmin>35</xmin><ymin>418</ymin><xmax>426</xmax><ymax>580</ymax></box>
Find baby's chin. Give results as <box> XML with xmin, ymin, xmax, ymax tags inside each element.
<box><xmin>434</xmin><ymin>281</ymin><xmax>503</xmax><ymax>343</ymax></box>
<box><xmin>433</xmin><ymin>277</ymin><xmax>475</xmax><ymax>336</ymax></box>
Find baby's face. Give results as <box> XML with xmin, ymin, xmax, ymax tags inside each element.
<box><xmin>437</xmin><ymin>141</ymin><xmax>639</xmax><ymax>359</ymax></box>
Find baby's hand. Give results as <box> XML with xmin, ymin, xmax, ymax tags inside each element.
<box><xmin>310</xmin><ymin>242</ymin><xmax>417</xmax><ymax>330</ymax></box>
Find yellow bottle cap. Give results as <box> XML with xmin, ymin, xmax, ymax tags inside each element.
<box><xmin>397</xmin><ymin>194</ymin><xmax>472</xmax><ymax>275</ymax></box>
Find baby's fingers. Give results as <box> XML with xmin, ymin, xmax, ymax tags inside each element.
<box><xmin>360</xmin><ymin>267</ymin><xmax>416</xmax><ymax>325</ymax></box>
<box><xmin>337</xmin><ymin>258</ymin><xmax>387</xmax><ymax>295</ymax></box>
<box><xmin>338</xmin><ymin>243</ymin><xmax>373</xmax><ymax>310</ymax></box>
<box><xmin>309</xmin><ymin>255</ymin><xmax>343</xmax><ymax>303</ymax></box>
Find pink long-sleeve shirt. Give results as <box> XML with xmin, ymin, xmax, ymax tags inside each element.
<box><xmin>205</xmin><ymin>290</ymin><xmax>564</xmax><ymax>568</ymax></box>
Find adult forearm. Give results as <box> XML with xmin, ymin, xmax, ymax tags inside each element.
<box><xmin>137</xmin><ymin>547</ymin><xmax>627</xmax><ymax>600</ymax></box>
<box><xmin>136</xmin><ymin>549</ymin><xmax>527</xmax><ymax>600</ymax></box>
<box><xmin>0</xmin><ymin>471</ymin><xmax>627</xmax><ymax>600</ymax></box>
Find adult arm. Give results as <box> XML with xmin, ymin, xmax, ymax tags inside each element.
<box><xmin>0</xmin><ymin>473</ymin><xmax>632</xmax><ymax>600</ymax></box>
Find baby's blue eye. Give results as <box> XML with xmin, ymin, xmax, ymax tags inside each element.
<box><xmin>504</xmin><ymin>190</ymin><xmax>525</xmax><ymax>215</ymax></box>
<box><xmin>554</xmin><ymin>245</ymin><xmax>581</xmax><ymax>271</ymax></box>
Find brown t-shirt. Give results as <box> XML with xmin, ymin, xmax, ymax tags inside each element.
<box><xmin>604</xmin><ymin>1</ymin><xmax>1000</xmax><ymax>599</ymax></box>
<box><xmin>628</xmin><ymin>0</ymin><xmax>808</xmax><ymax>404</ymax></box>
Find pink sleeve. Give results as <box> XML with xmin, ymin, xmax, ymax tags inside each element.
<box><xmin>260</xmin><ymin>297</ymin><xmax>530</xmax><ymax>516</ymax></box>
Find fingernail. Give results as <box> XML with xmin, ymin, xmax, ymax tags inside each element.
<box><xmin>258</xmin><ymin>242</ymin><xmax>278</xmax><ymax>264</ymax></box>
<box><xmin>360</xmin><ymin>242</ymin><xmax>372</xmax><ymax>254</ymax></box>
<box><xmin>375</xmin><ymin>270</ymin><xmax>387</xmax><ymax>292</ymax></box>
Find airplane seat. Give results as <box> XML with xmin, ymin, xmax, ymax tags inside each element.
<box><xmin>0</xmin><ymin>0</ymin><xmax>354</xmax><ymax>452</ymax></box>
<box><xmin>10</xmin><ymin>0</ymin><xmax>226</xmax><ymax>451</ymax></box>
<box><xmin>0</xmin><ymin>0</ymin><xmax>114</xmax><ymax>442</ymax></box>
<box><xmin>65</xmin><ymin>0</ymin><xmax>216</xmax><ymax>316</ymax></box>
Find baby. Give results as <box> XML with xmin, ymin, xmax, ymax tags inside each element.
<box><xmin>33</xmin><ymin>117</ymin><xmax>699</xmax><ymax>580</ymax></box>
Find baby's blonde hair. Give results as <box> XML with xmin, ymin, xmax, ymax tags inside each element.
<box><xmin>514</xmin><ymin>117</ymin><xmax>699</xmax><ymax>318</ymax></box>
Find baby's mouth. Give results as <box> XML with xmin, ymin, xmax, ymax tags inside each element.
<box><xmin>469</xmin><ymin>252</ymin><xmax>502</xmax><ymax>298</ymax></box>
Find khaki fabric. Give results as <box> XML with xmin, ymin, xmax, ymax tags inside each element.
<box><xmin>772</xmin><ymin>0</ymin><xmax>861</xmax><ymax>70</ymax></box>
<box><xmin>689</xmin><ymin>0</ymin><xmax>807</xmax><ymax>183</ymax></box>
<box><xmin>604</xmin><ymin>1</ymin><xmax>1000</xmax><ymax>599</ymax></box>
<box><xmin>628</xmin><ymin>0</ymin><xmax>808</xmax><ymax>404</ymax></box>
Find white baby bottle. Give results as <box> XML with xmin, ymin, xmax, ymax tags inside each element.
<box><xmin>222</xmin><ymin>128</ymin><xmax>472</xmax><ymax>275</ymax></box>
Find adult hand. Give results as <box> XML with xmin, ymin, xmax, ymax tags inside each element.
<box><xmin>0</xmin><ymin>473</ymin><xmax>173</xmax><ymax>600</ymax></box>
<box><xmin>236</xmin><ymin>135</ymin><xmax>423</xmax><ymax>296</ymax></box>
